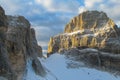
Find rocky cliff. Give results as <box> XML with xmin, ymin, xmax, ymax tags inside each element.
<box><xmin>0</xmin><ymin>6</ymin><xmax>46</xmax><ymax>80</ymax></box>
<box><xmin>47</xmin><ymin>10</ymin><xmax>120</xmax><ymax>72</ymax></box>
<box><xmin>47</xmin><ymin>11</ymin><xmax>120</xmax><ymax>55</ymax></box>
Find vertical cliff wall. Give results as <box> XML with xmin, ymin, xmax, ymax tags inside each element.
<box><xmin>0</xmin><ymin>6</ymin><xmax>46</xmax><ymax>80</ymax></box>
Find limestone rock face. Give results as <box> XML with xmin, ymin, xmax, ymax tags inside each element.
<box><xmin>0</xmin><ymin>6</ymin><xmax>45</xmax><ymax>80</ymax></box>
<box><xmin>47</xmin><ymin>11</ymin><xmax>120</xmax><ymax>55</ymax></box>
<box><xmin>64</xmin><ymin>11</ymin><xmax>109</xmax><ymax>33</ymax></box>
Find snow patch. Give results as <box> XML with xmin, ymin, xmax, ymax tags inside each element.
<box><xmin>23</xmin><ymin>59</ymin><xmax>56</xmax><ymax>80</ymax></box>
<box><xmin>40</xmin><ymin>53</ymin><xmax>120</xmax><ymax>80</ymax></box>
<box><xmin>24</xmin><ymin>53</ymin><xmax>120</xmax><ymax>80</ymax></box>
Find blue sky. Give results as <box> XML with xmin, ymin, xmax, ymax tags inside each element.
<box><xmin>0</xmin><ymin>0</ymin><xmax>120</xmax><ymax>51</ymax></box>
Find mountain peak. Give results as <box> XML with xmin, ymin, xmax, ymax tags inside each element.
<box><xmin>64</xmin><ymin>10</ymin><xmax>115</xmax><ymax>33</ymax></box>
<box><xmin>47</xmin><ymin>10</ymin><xmax>120</xmax><ymax>55</ymax></box>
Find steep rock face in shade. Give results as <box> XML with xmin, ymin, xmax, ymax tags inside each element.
<box><xmin>47</xmin><ymin>11</ymin><xmax>120</xmax><ymax>55</ymax></box>
<box><xmin>0</xmin><ymin>6</ymin><xmax>46</xmax><ymax>80</ymax></box>
<box><xmin>64</xmin><ymin>48</ymin><xmax>120</xmax><ymax>71</ymax></box>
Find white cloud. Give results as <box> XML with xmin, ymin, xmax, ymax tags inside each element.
<box><xmin>0</xmin><ymin>0</ymin><xmax>21</xmax><ymax>15</ymax></box>
<box><xmin>38</xmin><ymin>41</ymin><xmax>48</xmax><ymax>47</ymax></box>
<box><xmin>35</xmin><ymin>0</ymin><xmax>79</xmax><ymax>13</ymax></box>
<box><xmin>33</xmin><ymin>26</ymin><xmax>54</xmax><ymax>49</ymax></box>
<box><xmin>78</xmin><ymin>6</ymin><xmax>87</xmax><ymax>13</ymax></box>
<box><xmin>109</xmin><ymin>0</ymin><xmax>120</xmax><ymax>4</ymax></box>
<box><xmin>35</xmin><ymin>0</ymin><xmax>52</xmax><ymax>8</ymax></box>
<box><xmin>84</xmin><ymin>0</ymin><xmax>103</xmax><ymax>8</ymax></box>
<box><xmin>79</xmin><ymin>0</ymin><xmax>120</xmax><ymax>25</ymax></box>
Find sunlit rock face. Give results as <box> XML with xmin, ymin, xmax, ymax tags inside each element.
<box><xmin>0</xmin><ymin>6</ymin><xmax>46</xmax><ymax>80</ymax></box>
<box><xmin>47</xmin><ymin>11</ymin><xmax>120</xmax><ymax>55</ymax></box>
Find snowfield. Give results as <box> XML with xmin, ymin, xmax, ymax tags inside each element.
<box><xmin>24</xmin><ymin>53</ymin><xmax>120</xmax><ymax>80</ymax></box>
<box><xmin>23</xmin><ymin>59</ymin><xmax>56</xmax><ymax>80</ymax></box>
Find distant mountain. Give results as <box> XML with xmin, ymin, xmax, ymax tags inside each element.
<box><xmin>47</xmin><ymin>11</ymin><xmax>120</xmax><ymax>72</ymax></box>
<box><xmin>0</xmin><ymin>6</ymin><xmax>46</xmax><ymax>80</ymax></box>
